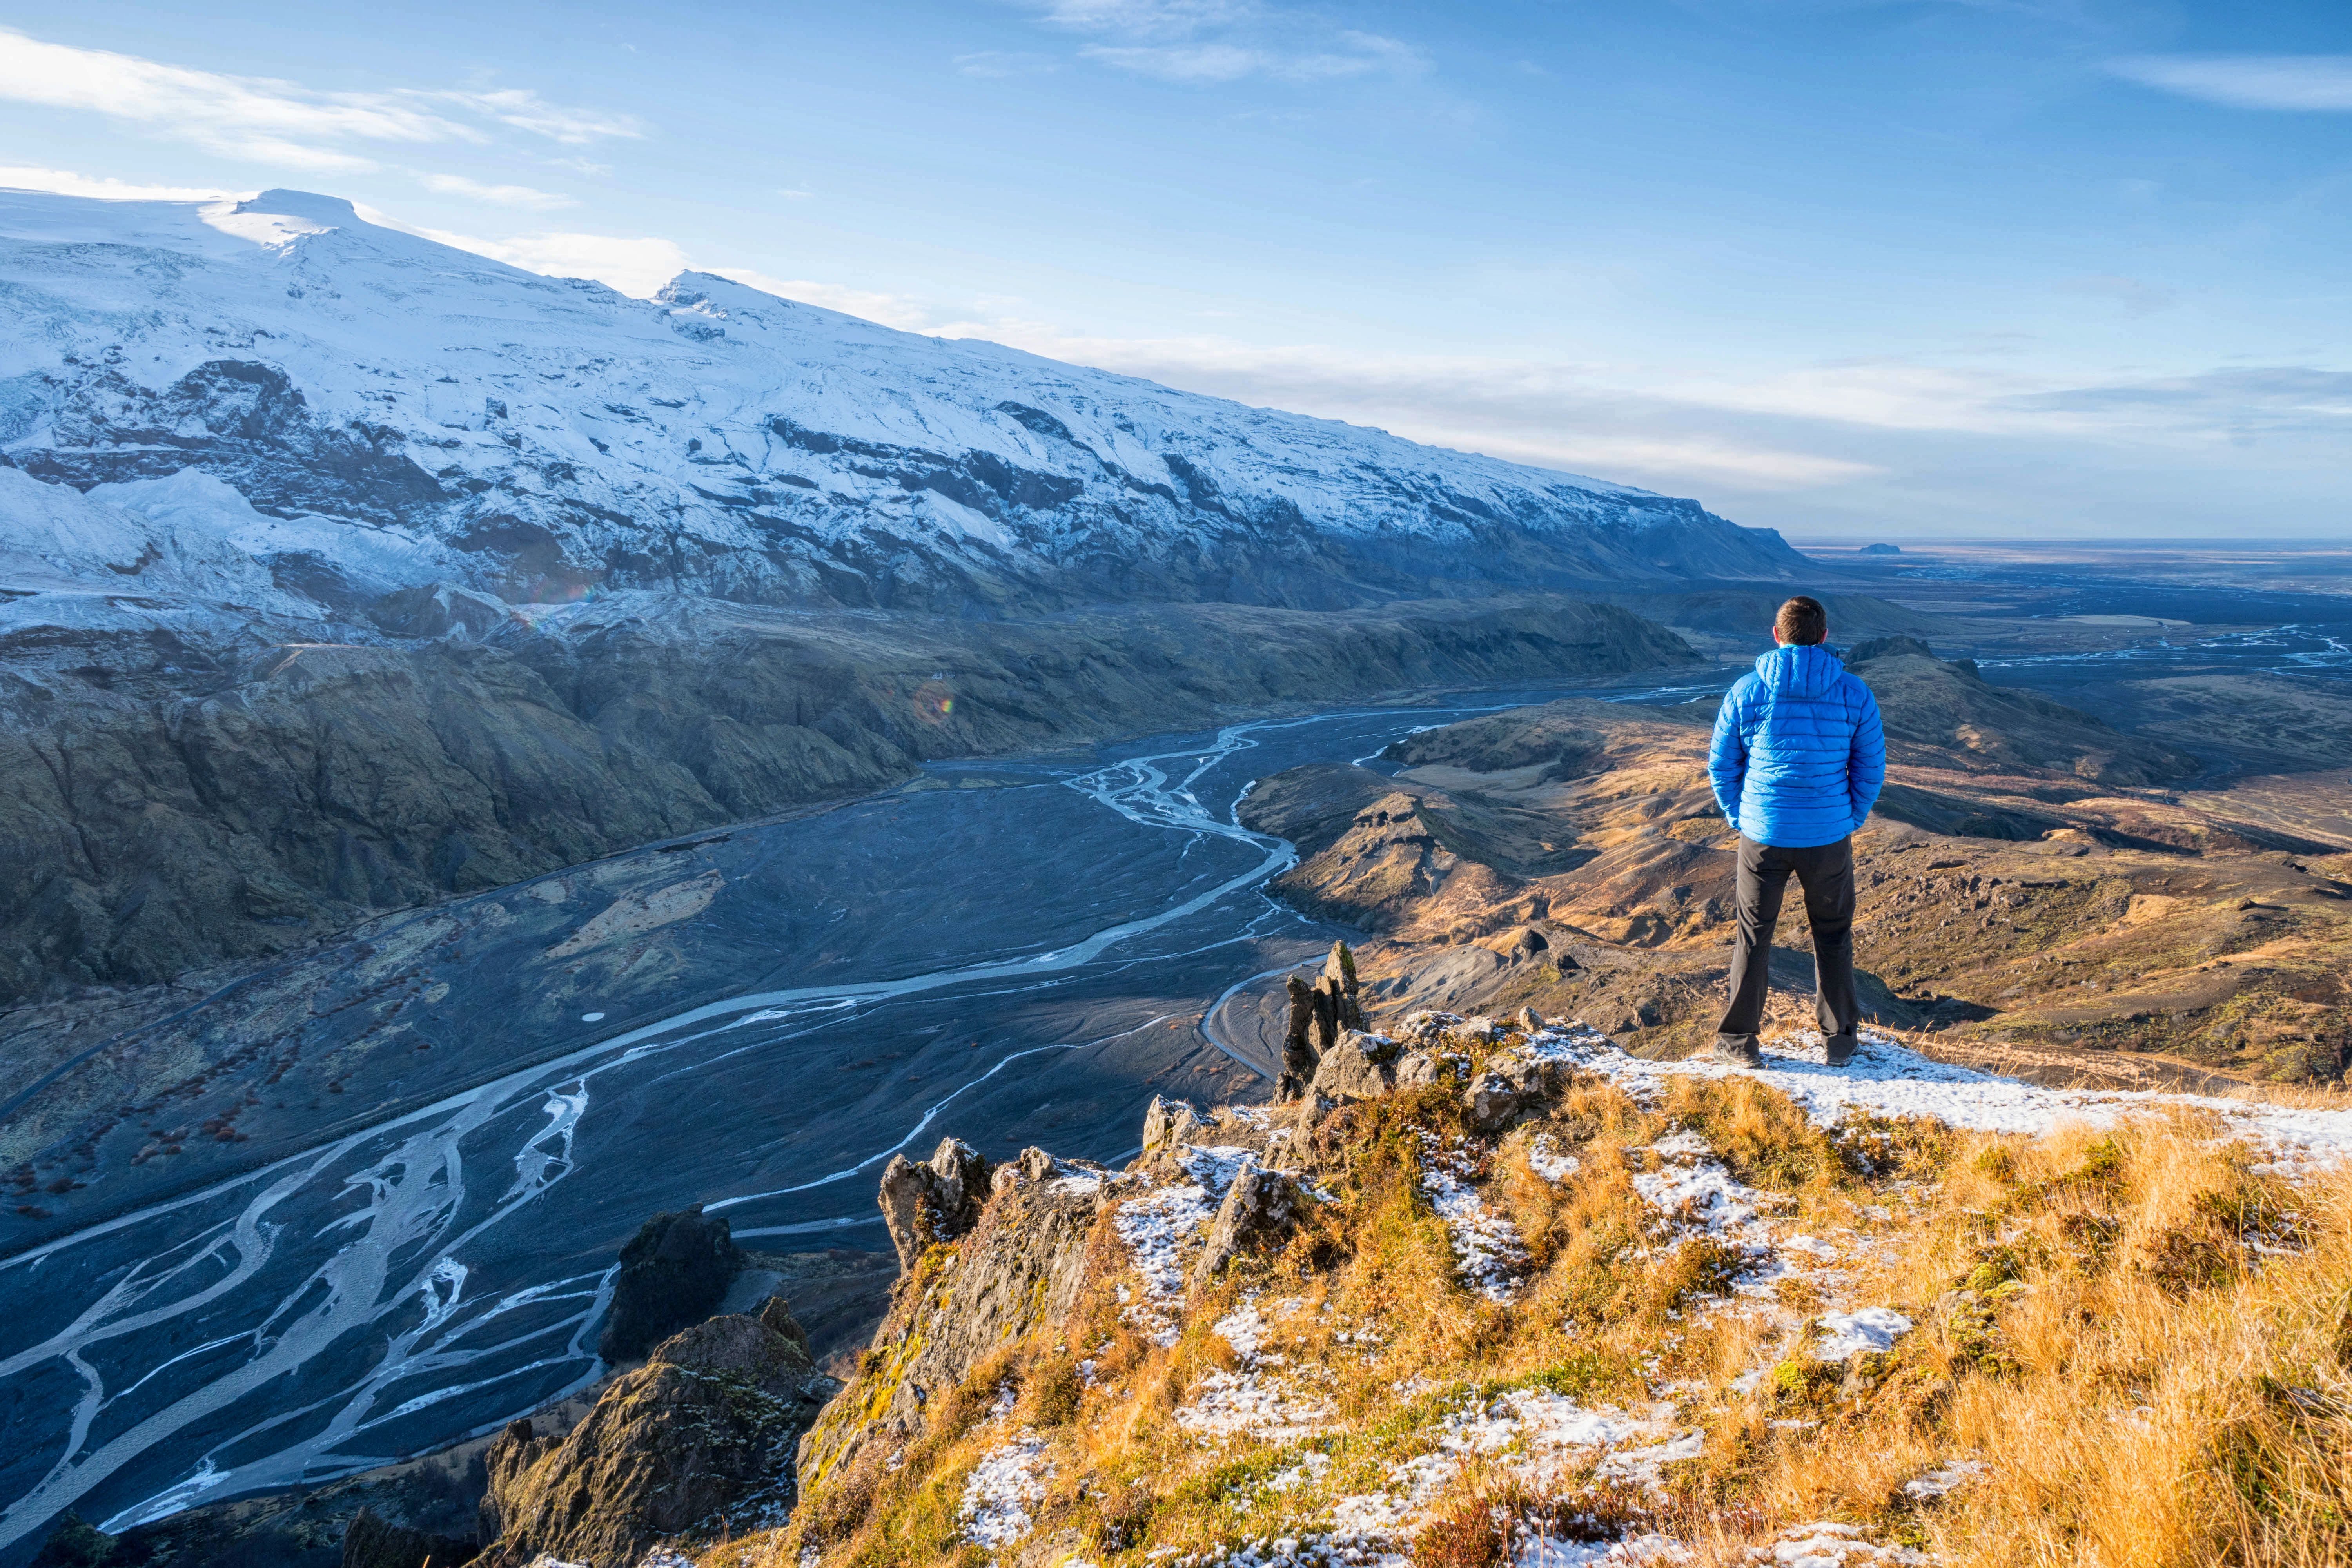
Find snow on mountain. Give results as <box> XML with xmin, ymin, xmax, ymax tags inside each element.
<box><xmin>0</xmin><ymin>188</ymin><xmax>1802</xmax><ymax>613</ymax></box>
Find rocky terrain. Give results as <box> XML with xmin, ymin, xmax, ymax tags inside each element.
<box><xmin>42</xmin><ymin>994</ymin><xmax>2352</xmax><ymax>1568</ymax></box>
<box><xmin>1236</xmin><ymin>640</ymin><xmax>2352</xmax><ymax>1085</ymax></box>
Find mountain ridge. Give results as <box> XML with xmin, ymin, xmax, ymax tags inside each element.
<box><xmin>0</xmin><ymin>186</ymin><xmax>1805</xmax><ymax>612</ymax></box>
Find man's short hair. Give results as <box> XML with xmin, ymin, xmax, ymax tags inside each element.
<box><xmin>1775</xmin><ymin>595</ymin><xmax>1828</xmax><ymax>646</ymax></box>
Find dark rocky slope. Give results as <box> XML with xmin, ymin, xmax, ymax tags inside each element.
<box><xmin>0</xmin><ymin>593</ymin><xmax>1696</xmax><ymax>1004</ymax></box>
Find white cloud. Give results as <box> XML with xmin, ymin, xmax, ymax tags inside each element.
<box><xmin>415</xmin><ymin>225</ymin><xmax>689</xmax><ymax>298</ymax></box>
<box><xmin>1039</xmin><ymin>1</ymin><xmax>1256</xmax><ymax>40</ymax></box>
<box><xmin>0</xmin><ymin>165</ymin><xmax>244</xmax><ymax>202</ymax></box>
<box><xmin>922</xmin><ymin>321</ymin><xmax>1881</xmax><ymax>490</ymax></box>
<box><xmin>430</xmin><ymin>87</ymin><xmax>641</xmax><ymax>145</ymax></box>
<box><xmin>2108</xmin><ymin>54</ymin><xmax>2352</xmax><ymax>112</ymax></box>
<box><xmin>1034</xmin><ymin>1</ymin><xmax>1423</xmax><ymax>85</ymax></box>
<box><xmin>956</xmin><ymin>51</ymin><xmax>1060</xmax><ymax>78</ymax></box>
<box><xmin>0</xmin><ymin>26</ymin><xmax>639</xmax><ymax>172</ymax></box>
<box><xmin>711</xmin><ymin>267</ymin><xmax>939</xmax><ymax>331</ymax></box>
<box><xmin>1083</xmin><ymin>35</ymin><xmax>1419</xmax><ymax>82</ymax></box>
<box><xmin>419</xmin><ymin>172</ymin><xmax>574</xmax><ymax>210</ymax></box>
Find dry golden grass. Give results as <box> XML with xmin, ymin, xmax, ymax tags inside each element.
<box><xmin>711</xmin><ymin>1057</ymin><xmax>2352</xmax><ymax>1568</ymax></box>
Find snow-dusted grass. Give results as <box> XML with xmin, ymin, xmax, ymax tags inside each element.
<box><xmin>740</xmin><ymin>1018</ymin><xmax>2352</xmax><ymax>1568</ymax></box>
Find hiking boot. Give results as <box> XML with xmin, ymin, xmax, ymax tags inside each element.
<box><xmin>1713</xmin><ymin>1034</ymin><xmax>1764</xmax><ymax>1067</ymax></box>
<box><xmin>1823</xmin><ymin>1033</ymin><xmax>1858</xmax><ymax>1067</ymax></box>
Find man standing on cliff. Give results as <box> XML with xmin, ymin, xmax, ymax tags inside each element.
<box><xmin>1707</xmin><ymin>595</ymin><xmax>1886</xmax><ymax>1067</ymax></box>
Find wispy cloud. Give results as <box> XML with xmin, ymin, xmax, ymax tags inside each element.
<box><xmin>711</xmin><ymin>267</ymin><xmax>939</xmax><ymax>331</ymax></box>
<box><xmin>956</xmin><ymin>50</ymin><xmax>1059</xmax><ymax>78</ymax></box>
<box><xmin>0</xmin><ymin>165</ymin><xmax>244</xmax><ymax>202</ymax></box>
<box><xmin>1039</xmin><ymin>1</ymin><xmax>1255</xmax><ymax>41</ymax></box>
<box><xmin>2108</xmin><ymin>54</ymin><xmax>2352</xmax><ymax>112</ymax></box>
<box><xmin>0</xmin><ymin>26</ymin><xmax>642</xmax><ymax>173</ymax></box>
<box><xmin>1081</xmin><ymin>32</ymin><xmax>1418</xmax><ymax>83</ymax></box>
<box><xmin>432</xmin><ymin>87</ymin><xmax>639</xmax><ymax>145</ymax></box>
<box><xmin>2002</xmin><ymin>367</ymin><xmax>2352</xmax><ymax>438</ymax></box>
<box><xmin>409</xmin><ymin>223</ymin><xmax>688</xmax><ymax>298</ymax></box>
<box><xmin>1030</xmin><ymin>2</ymin><xmax>1423</xmax><ymax>85</ymax></box>
<box><xmin>419</xmin><ymin>171</ymin><xmax>575</xmax><ymax>209</ymax></box>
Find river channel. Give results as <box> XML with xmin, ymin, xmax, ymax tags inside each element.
<box><xmin>0</xmin><ymin>678</ymin><xmax>1652</xmax><ymax>1556</ymax></box>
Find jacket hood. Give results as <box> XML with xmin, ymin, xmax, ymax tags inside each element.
<box><xmin>1754</xmin><ymin>642</ymin><xmax>1845</xmax><ymax>699</ymax></box>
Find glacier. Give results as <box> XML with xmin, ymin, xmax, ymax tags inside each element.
<box><xmin>0</xmin><ymin>187</ymin><xmax>1801</xmax><ymax>612</ymax></box>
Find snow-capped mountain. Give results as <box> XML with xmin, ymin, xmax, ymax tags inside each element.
<box><xmin>0</xmin><ymin>188</ymin><xmax>1800</xmax><ymax>611</ymax></box>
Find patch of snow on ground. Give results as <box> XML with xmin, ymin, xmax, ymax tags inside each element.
<box><xmin>1267</xmin><ymin>1451</ymin><xmax>1332</xmax><ymax>1492</ymax></box>
<box><xmin>1175</xmin><ymin>1369</ymin><xmax>1335</xmax><ymax>1442</ymax></box>
<box><xmin>1513</xmin><ymin>1534</ymin><xmax>1692</xmax><ymax>1566</ymax></box>
<box><xmin>1815</xmin><ymin>1308</ymin><xmax>1913</xmax><ymax>1361</ymax></box>
<box><xmin>1633</xmin><ymin>1159</ymin><xmax>1760</xmax><ymax>1232</ymax></box>
<box><xmin>1182</xmin><ymin>1144</ymin><xmax>1262</xmax><ymax>1194</ymax></box>
<box><xmin>1528</xmin><ymin>1133</ymin><xmax>1581</xmax><ymax>1182</ymax></box>
<box><xmin>1316</xmin><ymin>1388</ymin><xmax>1695</xmax><ymax>1556</ymax></box>
<box><xmin>959</xmin><ymin>1432</ymin><xmax>1052</xmax><ymax>1550</ymax></box>
<box><xmin>1116</xmin><ymin>1182</ymin><xmax>1214</xmax><ymax>1343</ymax></box>
<box><xmin>1180</xmin><ymin>1295</ymin><xmax>1332</xmax><ymax>1441</ymax></box>
<box><xmin>1739</xmin><ymin>1521</ymin><xmax>1928</xmax><ymax>1566</ymax></box>
<box><xmin>1904</xmin><ymin>1457</ymin><xmax>1987</xmax><ymax>1498</ymax></box>
<box><xmin>1421</xmin><ymin>1142</ymin><xmax>1528</xmax><ymax>1299</ymax></box>
<box><xmin>1526</xmin><ymin>1024</ymin><xmax>2352</xmax><ymax>1173</ymax></box>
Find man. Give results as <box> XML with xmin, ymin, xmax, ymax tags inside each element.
<box><xmin>1707</xmin><ymin>595</ymin><xmax>1886</xmax><ymax>1067</ymax></box>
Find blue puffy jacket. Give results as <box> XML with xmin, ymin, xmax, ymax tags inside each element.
<box><xmin>1709</xmin><ymin>643</ymin><xmax>1886</xmax><ymax>848</ymax></box>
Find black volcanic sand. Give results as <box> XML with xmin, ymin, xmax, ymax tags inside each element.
<box><xmin>0</xmin><ymin>675</ymin><xmax>1692</xmax><ymax>1559</ymax></box>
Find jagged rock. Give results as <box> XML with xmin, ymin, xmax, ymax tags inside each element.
<box><xmin>1309</xmin><ymin>1029</ymin><xmax>1405</xmax><ymax>1103</ymax></box>
<box><xmin>480</xmin><ymin>1420</ymin><xmax>557</xmax><ymax>1546</ymax></box>
<box><xmin>475</xmin><ymin>1308</ymin><xmax>837</xmax><ymax>1568</ymax></box>
<box><xmin>1191</xmin><ymin>1161</ymin><xmax>1305</xmax><ymax>1291</ymax></box>
<box><xmin>597</xmin><ymin>1207</ymin><xmax>746</xmax><ymax>1363</ymax></box>
<box><xmin>799</xmin><ymin>1146</ymin><xmax>1119</xmax><ymax>1489</ymax></box>
<box><xmin>1279</xmin><ymin>975</ymin><xmax>1320</xmax><ymax>1099</ymax></box>
<box><xmin>876</xmin><ymin>1137</ymin><xmax>994</xmax><ymax>1272</ymax></box>
<box><xmin>1395</xmin><ymin>1009</ymin><xmax>1464</xmax><ymax>1047</ymax></box>
<box><xmin>987</xmin><ymin>1145</ymin><xmax>1068</xmax><ymax>1197</ymax></box>
<box><xmin>365</xmin><ymin>581</ymin><xmax>512</xmax><ymax>640</ymax></box>
<box><xmin>1518</xmin><ymin>1006</ymin><xmax>1546</xmax><ymax>1032</ymax></box>
<box><xmin>1464</xmin><ymin>1072</ymin><xmax>1522</xmax><ymax>1133</ymax></box>
<box><xmin>758</xmin><ymin>1296</ymin><xmax>813</xmax><ymax>1360</ymax></box>
<box><xmin>1394</xmin><ymin>1052</ymin><xmax>1445</xmax><ymax>1090</ymax></box>
<box><xmin>1323</xmin><ymin>940</ymin><xmax>1367</xmax><ymax>1029</ymax></box>
<box><xmin>1142</xmin><ymin>1095</ymin><xmax>1205</xmax><ymax>1152</ymax></box>
<box><xmin>341</xmin><ymin>1504</ymin><xmax>475</xmax><ymax>1568</ymax></box>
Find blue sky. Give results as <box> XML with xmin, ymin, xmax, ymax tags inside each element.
<box><xmin>0</xmin><ymin>1</ymin><xmax>2347</xmax><ymax>539</ymax></box>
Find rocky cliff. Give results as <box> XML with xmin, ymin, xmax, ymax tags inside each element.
<box><xmin>473</xmin><ymin>1304</ymin><xmax>837</xmax><ymax>1568</ymax></box>
<box><xmin>0</xmin><ymin>545</ymin><xmax>1697</xmax><ymax>1002</ymax></box>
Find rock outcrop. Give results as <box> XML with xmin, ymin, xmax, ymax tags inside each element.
<box><xmin>597</xmin><ymin>1206</ymin><xmax>746</xmax><ymax>1363</ymax></box>
<box><xmin>797</xmin><ymin>1147</ymin><xmax>1121</xmax><ymax>1489</ymax></box>
<box><xmin>1191</xmin><ymin>1160</ymin><xmax>1305</xmax><ymax>1290</ymax></box>
<box><xmin>1307</xmin><ymin>1028</ymin><xmax>1431</xmax><ymax>1104</ymax></box>
<box><xmin>339</xmin><ymin>1506</ymin><xmax>474</xmax><ymax>1568</ymax></box>
<box><xmin>1278</xmin><ymin>940</ymin><xmax>1368</xmax><ymax>1098</ymax></box>
<box><xmin>476</xmin><ymin>1306</ymin><xmax>837</xmax><ymax>1568</ymax></box>
<box><xmin>876</xmin><ymin>1137</ymin><xmax>994</xmax><ymax>1272</ymax></box>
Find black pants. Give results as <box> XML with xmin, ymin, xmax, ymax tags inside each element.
<box><xmin>1718</xmin><ymin>835</ymin><xmax>1859</xmax><ymax>1044</ymax></box>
